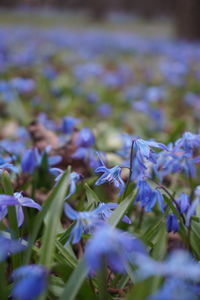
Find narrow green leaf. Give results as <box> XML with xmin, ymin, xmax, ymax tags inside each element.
<box><xmin>39</xmin><ymin>168</ymin><xmax>70</xmax><ymax>268</ymax></box>
<box><xmin>1</xmin><ymin>172</ymin><xmax>21</xmax><ymax>268</ymax></box>
<box><xmin>0</xmin><ymin>261</ymin><xmax>8</xmax><ymax>300</ymax></box>
<box><xmin>97</xmin><ymin>260</ymin><xmax>111</xmax><ymax>300</ymax></box>
<box><xmin>126</xmin><ymin>276</ymin><xmax>160</xmax><ymax>300</ymax></box>
<box><xmin>55</xmin><ymin>241</ymin><xmax>77</xmax><ymax>268</ymax></box>
<box><xmin>59</xmin><ymin>258</ymin><xmax>88</xmax><ymax>300</ymax></box>
<box><xmin>108</xmin><ymin>192</ymin><xmax>135</xmax><ymax>227</ymax></box>
<box><xmin>190</xmin><ymin>220</ymin><xmax>200</xmax><ymax>259</ymax></box>
<box><xmin>85</xmin><ymin>183</ymin><xmax>100</xmax><ymax>210</ymax></box>
<box><xmin>24</xmin><ymin>168</ymin><xmax>70</xmax><ymax>264</ymax></box>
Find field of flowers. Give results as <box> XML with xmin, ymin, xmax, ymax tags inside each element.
<box><xmin>0</xmin><ymin>16</ymin><xmax>200</xmax><ymax>300</ymax></box>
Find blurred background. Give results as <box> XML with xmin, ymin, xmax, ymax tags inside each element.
<box><xmin>0</xmin><ymin>0</ymin><xmax>200</xmax><ymax>41</ymax></box>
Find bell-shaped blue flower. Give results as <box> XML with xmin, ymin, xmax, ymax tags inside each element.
<box><xmin>135</xmin><ymin>180</ymin><xmax>165</xmax><ymax>212</ymax></box>
<box><xmin>166</xmin><ymin>213</ymin><xmax>179</xmax><ymax>233</ymax></box>
<box><xmin>85</xmin><ymin>225</ymin><xmax>146</xmax><ymax>273</ymax></box>
<box><xmin>0</xmin><ymin>232</ymin><xmax>25</xmax><ymax>261</ymax></box>
<box><xmin>64</xmin><ymin>172</ymin><xmax>81</xmax><ymax>200</ymax></box>
<box><xmin>136</xmin><ymin>250</ymin><xmax>200</xmax><ymax>282</ymax></box>
<box><xmin>131</xmin><ymin>137</ymin><xmax>168</xmax><ymax>182</ymax></box>
<box><xmin>12</xmin><ymin>265</ymin><xmax>48</xmax><ymax>300</ymax></box>
<box><xmin>61</xmin><ymin>116</ymin><xmax>79</xmax><ymax>134</ymax></box>
<box><xmin>76</xmin><ymin>128</ymin><xmax>95</xmax><ymax>148</ymax></box>
<box><xmin>176</xmin><ymin>193</ymin><xmax>190</xmax><ymax>214</ymax></box>
<box><xmin>175</xmin><ymin>132</ymin><xmax>200</xmax><ymax>153</ymax></box>
<box><xmin>148</xmin><ymin>278</ymin><xmax>199</xmax><ymax>300</ymax></box>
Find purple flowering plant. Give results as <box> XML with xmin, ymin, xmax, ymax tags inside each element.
<box><xmin>0</xmin><ymin>22</ymin><xmax>200</xmax><ymax>300</ymax></box>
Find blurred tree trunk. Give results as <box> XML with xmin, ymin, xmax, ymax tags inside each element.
<box><xmin>176</xmin><ymin>0</ymin><xmax>200</xmax><ymax>41</ymax></box>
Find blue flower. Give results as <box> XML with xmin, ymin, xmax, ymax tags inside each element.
<box><xmin>64</xmin><ymin>172</ymin><xmax>81</xmax><ymax>200</ymax></box>
<box><xmin>131</xmin><ymin>137</ymin><xmax>168</xmax><ymax>181</ymax></box>
<box><xmin>0</xmin><ymin>156</ymin><xmax>18</xmax><ymax>174</ymax></box>
<box><xmin>136</xmin><ymin>250</ymin><xmax>200</xmax><ymax>282</ymax></box>
<box><xmin>93</xmin><ymin>202</ymin><xmax>131</xmax><ymax>224</ymax></box>
<box><xmin>61</xmin><ymin>116</ymin><xmax>79</xmax><ymax>134</ymax></box>
<box><xmin>64</xmin><ymin>202</ymin><xmax>131</xmax><ymax>244</ymax></box>
<box><xmin>135</xmin><ymin>180</ymin><xmax>165</xmax><ymax>212</ymax></box>
<box><xmin>166</xmin><ymin>213</ymin><xmax>179</xmax><ymax>233</ymax></box>
<box><xmin>117</xmin><ymin>133</ymin><xmax>132</xmax><ymax>158</ymax></box>
<box><xmin>85</xmin><ymin>225</ymin><xmax>146</xmax><ymax>273</ymax></box>
<box><xmin>76</xmin><ymin>128</ymin><xmax>95</xmax><ymax>148</ymax></box>
<box><xmin>154</xmin><ymin>145</ymin><xmax>200</xmax><ymax>180</ymax></box>
<box><xmin>49</xmin><ymin>167</ymin><xmax>64</xmax><ymax>183</ymax></box>
<box><xmin>133</xmin><ymin>138</ymin><xmax>168</xmax><ymax>163</ymax></box>
<box><xmin>175</xmin><ymin>132</ymin><xmax>200</xmax><ymax>153</ymax></box>
<box><xmin>64</xmin><ymin>203</ymin><xmax>99</xmax><ymax>244</ymax></box>
<box><xmin>185</xmin><ymin>186</ymin><xmax>200</xmax><ymax>226</ymax></box>
<box><xmin>0</xmin><ymin>232</ymin><xmax>25</xmax><ymax>261</ymax></box>
<box><xmin>148</xmin><ymin>278</ymin><xmax>199</xmax><ymax>300</ymax></box>
<box><xmin>97</xmin><ymin>103</ymin><xmax>112</xmax><ymax>117</ymax></box>
<box><xmin>71</xmin><ymin>147</ymin><xmax>98</xmax><ymax>169</ymax></box>
<box><xmin>0</xmin><ymin>192</ymin><xmax>41</xmax><ymax>227</ymax></box>
<box><xmin>12</xmin><ymin>265</ymin><xmax>48</xmax><ymax>300</ymax></box>
<box><xmin>95</xmin><ymin>155</ymin><xmax>125</xmax><ymax>195</ymax></box>
<box><xmin>50</xmin><ymin>170</ymin><xmax>80</xmax><ymax>196</ymax></box>
<box><xmin>21</xmin><ymin>148</ymin><xmax>62</xmax><ymax>174</ymax></box>
<box><xmin>21</xmin><ymin>148</ymin><xmax>41</xmax><ymax>174</ymax></box>
<box><xmin>176</xmin><ymin>193</ymin><xmax>190</xmax><ymax>214</ymax></box>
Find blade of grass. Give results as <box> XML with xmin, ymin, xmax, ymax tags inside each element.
<box><xmin>39</xmin><ymin>168</ymin><xmax>70</xmax><ymax>268</ymax></box>
<box><xmin>24</xmin><ymin>168</ymin><xmax>70</xmax><ymax>264</ymax></box>
<box><xmin>1</xmin><ymin>172</ymin><xmax>21</xmax><ymax>268</ymax></box>
<box><xmin>108</xmin><ymin>191</ymin><xmax>135</xmax><ymax>227</ymax></box>
<box><xmin>59</xmin><ymin>258</ymin><xmax>88</xmax><ymax>300</ymax></box>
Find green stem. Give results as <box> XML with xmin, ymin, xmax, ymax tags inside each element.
<box><xmin>97</xmin><ymin>261</ymin><xmax>110</xmax><ymax>300</ymax></box>
<box><xmin>0</xmin><ymin>261</ymin><xmax>8</xmax><ymax>300</ymax></box>
<box><xmin>121</xmin><ymin>140</ymin><xmax>135</xmax><ymax>200</ymax></box>
<box><xmin>1</xmin><ymin>172</ymin><xmax>21</xmax><ymax>268</ymax></box>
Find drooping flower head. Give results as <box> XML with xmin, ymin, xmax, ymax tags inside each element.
<box><xmin>166</xmin><ymin>213</ymin><xmax>179</xmax><ymax>233</ymax></box>
<box><xmin>175</xmin><ymin>132</ymin><xmax>200</xmax><ymax>153</ymax></box>
<box><xmin>136</xmin><ymin>250</ymin><xmax>200</xmax><ymax>282</ymax></box>
<box><xmin>12</xmin><ymin>265</ymin><xmax>48</xmax><ymax>300</ymax></box>
<box><xmin>21</xmin><ymin>147</ymin><xmax>62</xmax><ymax>174</ymax></box>
<box><xmin>135</xmin><ymin>180</ymin><xmax>165</xmax><ymax>212</ymax></box>
<box><xmin>61</xmin><ymin>116</ymin><xmax>80</xmax><ymax>134</ymax></box>
<box><xmin>0</xmin><ymin>232</ymin><xmax>25</xmax><ymax>261</ymax></box>
<box><xmin>85</xmin><ymin>224</ymin><xmax>146</xmax><ymax>274</ymax></box>
<box><xmin>131</xmin><ymin>137</ymin><xmax>168</xmax><ymax>182</ymax></box>
<box><xmin>76</xmin><ymin>128</ymin><xmax>95</xmax><ymax>148</ymax></box>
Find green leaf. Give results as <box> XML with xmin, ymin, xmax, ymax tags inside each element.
<box><xmin>24</xmin><ymin>168</ymin><xmax>70</xmax><ymax>264</ymax></box>
<box><xmin>39</xmin><ymin>168</ymin><xmax>70</xmax><ymax>268</ymax></box>
<box><xmin>150</xmin><ymin>222</ymin><xmax>167</xmax><ymax>260</ymax></box>
<box><xmin>55</xmin><ymin>241</ymin><xmax>77</xmax><ymax>268</ymax></box>
<box><xmin>1</xmin><ymin>172</ymin><xmax>21</xmax><ymax>268</ymax></box>
<box><xmin>190</xmin><ymin>220</ymin><xmax>200</xmax><ymax>259</ymax></box>
<box><xmin>59</xmin><ymin>258</ymin><xmax>88</xmax><ymax>300</ymax></box>
<box><xmin>108</xmin><ymin>192</ymin><xmax>135</xmax><ymax>227</ymax></box>
<box><xmin>85</xmin><ymin>183</ymin><xmax>100</xmax><ymax>210</ymax></box>
<box><xmin>126</xmin><ymin>276</ymin><xmax>161</xmax><ymax>300</ymax></box>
